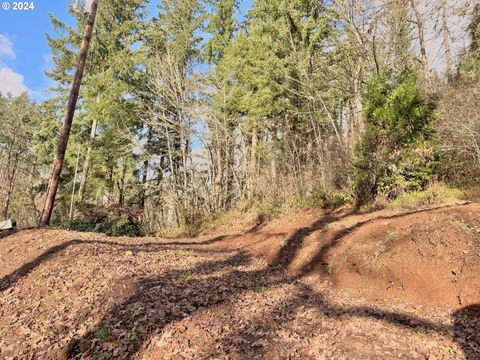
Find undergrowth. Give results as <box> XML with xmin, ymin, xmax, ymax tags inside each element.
<box><xmin>373</xmin><ymin>183</ymin><xmax>464</xmax><ymax>211</ymax></box>
<box><xmin>60</xmin><ymin>210</ymin><xmax>143</xmax><ymax>237</ymax></box>
<box><xmin>83</xmin><ymin>182</ymin><xmax>478</xmax><ymax>239</ymax></box>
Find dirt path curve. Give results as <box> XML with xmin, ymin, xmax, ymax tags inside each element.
<box><xmin>0</xmin><ymin>225</ymin><xmax>478</xmax><ymax>359</ymax></box>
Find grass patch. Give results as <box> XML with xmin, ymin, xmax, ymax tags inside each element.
<box><xmin>460</xmin><ymin>185</ymin><xmax>480</xmax><ymax>202</ymax></box>
<box><xmin>364</xmin><ymin>249</ymin><xmax>385</xmax><ymax>270</ymax></box>
<box><xmin>364</xmin><ymin>231</ymin><xmax>399</xmax><ymax>270</ymax></box>
<box><xmin>452</xmin><ymin>219</ymin><xmax>470</xmax><ymax>232</ymax></box>
<box><xmin>94</xmin><ymin>326</ymin><xmax>109</xmax><ymax>341</ymax></box>
<box><xmin>155</xmin><ymin>210</ymin><xmax>240</xmax><ymax>238</ymax></box>
<box><xmin>385</xmin><ymin>230</ymin><xmax>399</xmax><ymax>244</ymax></box>
<box><xmin>441</xmin><ymin>346</ymin><xmax>456</xmax><ymax>356</ymax></box>
<box><xmin>386</xmin><ymin>183</ymin><xmax>463</xmax><ymax>210</ymax></box>
<box><xmin>176</xmin><ymin>248</ymin><xmax>190</xmax><ymax>257</ymax></box>
<box><xmin>127</xmin><ymin>329</ymin><xmax>138</xmax><ymax>341</ymax></box>
<box><xmin>179</xmin><ymin>272</ymin><xmax>194</xmax><ymax>282</ymax></box>
<box><xmin>255</xmin><ymin>284</ymin><xmax>268</xmax><ymax>293</ymax></box>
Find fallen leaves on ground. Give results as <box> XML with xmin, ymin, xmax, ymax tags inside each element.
<box><xmin>0</xmin><ymin>229</ymin><xmax>478</xmax><ymax>359</ymax></box>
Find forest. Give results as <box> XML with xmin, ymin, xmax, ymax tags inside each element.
<box><xmin>0</xmin><ymin>0</ymin><xmax>479</xmax><ymax>234</ymax></box>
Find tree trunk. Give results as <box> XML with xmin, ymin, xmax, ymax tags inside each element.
<box><xmin>39</xmin><ymin>0</ymin><xmax>99</xmax><ymax>227</ymax></box>
<box><xmin>440</xmin><ymin>0</ymin><xmax>453</xmax><ymax>78</ymax></box>
<box><xmin>140</xmin><ymin>125</ymin><xmax>151</xmax><ymax>209</ymax></box>
<box><xmin>213</xmin><ymin>126</ymin><xmax>223</xmax><ymax>212</ymax></box>
<box><xmin>117</xmin><ymin>163</ymin><xmax>126</xmax><ymax>206</ymax></box>
<box><xmin>69</xmin><ymin>146</ymin><xmax>81</xmax><ymax>220</ymax></box>
<box><xmin>248</xmin><ymin>124</ymin><xmax>258</xmax><ymax>201</ymax></box>
<box><xmin>2</xmin><ymin>158</ymin><xmax>17</xmax><ymax>219</ymax></box>
<box><xmin>305</xmin><ymin>139</ymin><xmax>314</xmax><ymax>193</ymax></box>
<box><xmin>224</xmin><ymin>131</ymin><xmax>235</xmax><ymax>209</ymax></box>
<box><xmin>78</xmin><ymin>118</ymin><xmax>98</xmax><ymax>203</ymax></box>
<box><xmin>28</xmin><ymin>158</ymin><xmax>40</xmax><ymax>221</ymax></box>
<box><xmin>106</xmin><ymin>163</ymin><xmax>114</xmax><ymax>205</ymax></box>
<box><xmin>410</xmin><ymin>0</ymin><xmax>430</xmax><ymax>82</ymax></box>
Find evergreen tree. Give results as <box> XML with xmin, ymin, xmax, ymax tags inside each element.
<box><xmin>354</xmin><ymin>71</ymin><xmax>436</xmax><ymax>205</ymax></box>
<box><xmin>140</xmin><ymin>0</ymin><xmax>205</xmax><ymax>225</ymax></box>
<box><xmin>205</xmin><ymin>0</ymin><xmax>238</xmax><ymax>64</ymax></box>
<box><xmin>213</xmin><ymin>0</ymin><xmax>337</xmax><ymax>199</ymax></box>
<box><xmin>46</xmin><ymin>0</ymin><xmax>148</xmax><ymax>213</ymax></box>
<box><xmin>458</xmin><ymin>3</ymin><xmax>480</xmax><ymax>77</ymax></box>
<box><xmin>0</xmin><ymin>93</ymin><xmax>41</xmax><ymax>222</ymax></box>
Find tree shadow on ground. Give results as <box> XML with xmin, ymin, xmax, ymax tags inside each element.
<box><xmin>67</xmin><ymin>203</ymin><xmax>479</xmax><ymax>358</ymax></box>
<box><xmin>0</xmin><ymin>235</ymin><xmax>234</xmax><ymax>293</ymax></box>
<box><xmin>0</xmin><ymin>229</ymin><xmax>16</xmax><ymax>240</ymax></box>
<box><xmin>272</xmin><ymin>204</ymin><xmax>470</xmax><ymax>276</ymax></box>
<box><xmin>67</xmin><ymin>248</ymin><xmax>478</xmax><ymax>358</ymax></box>
<box><xmin>2</xmin><ymin>204</ymin><xmax>460</xmax><ymax>294</ymax></box>
<box><xmin>0</xmin><ymin>229</ymin><xmax>260</xmax><ymax>292</ymax></box>
<box><xmin>221</xmin><ymin>279</ymin><xmax>480</xmax><ymax>359</ymax></box>
<box><xmin>0</xmin><ymin>219</ymin><xmax>274</xmax><ymax>293</ymax></box>
<box><xmin>453</xmin><ymin>305</ymin><xmax>480</xmax><ymax>359</ymax></box>
<box><xmin>3</xmin><ymin>203</ymin><xmax>477</xmax><ymax>358</ymax></box>
<box><xmin>68</xmin><ymin>252</ymin><xmax>292</xmax><ymax>358</ymax></box>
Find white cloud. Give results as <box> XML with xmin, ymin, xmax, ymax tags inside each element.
<box><xmin>0</xmin><ymin>67</ymin><xmax>28</xmax><ymax>96</ymax></box>
<box><xmin>0</xmin><ymin>35</ymin><xmax>32</xmax><ymax>98</ymax></box>
<box><xmin>0</xmin><ymin>34</ymin><xmax>15</xmax><ymax>59</ymax></box>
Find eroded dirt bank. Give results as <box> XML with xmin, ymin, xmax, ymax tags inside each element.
<box><xmin>0</xmin><ymin>203</ymin><xmax>479</xmax><ymax>359</ymax></box>
<box><xmin>202</xmin><ymin>202</ymin><xmax>480</xmax><ymax>308</ymax></box>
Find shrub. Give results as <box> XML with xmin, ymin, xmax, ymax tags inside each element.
<box><xmin>94</xmin><ymin>213</ymin><xmax>143</xmax><ymax>237</ymax></box>
<box><xmin>60</xmin><ymin>205</ymin><xmax>144</xmax><ymax>237</ymax></box>
<box><xmin>386</xmin><ymin>183</ymin><xmax>463</xmax><ymax>210</ymax></box>
<box><xmin>306</xmin><ymin>185</ymin><xmax>353</xmax><ymax>209</ymax></box>
<box><xmin>354</xmin><ymin>70</ymin><xmax>437</xmax><ymax>205</ymax></box>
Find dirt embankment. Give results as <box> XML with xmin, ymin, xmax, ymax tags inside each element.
<box><xmin>0</xmin><ymin>203</ymin><xmax>479</xmax><ymax>359</ymax></box>
<box><xmin>201</xmin><ymin>203</ymin><xmax>480</xmax><ymax>308</ymax></box>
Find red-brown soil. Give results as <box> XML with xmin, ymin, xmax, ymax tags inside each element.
<box><xmin>202</xmin><ymin>202</ymin><xmax>480</xmax><ymax>308</ymax></box>
<box><xmin>0</xmin><ymin>203</ymin><xmax>479</xmax><ymax>359</ymax></box>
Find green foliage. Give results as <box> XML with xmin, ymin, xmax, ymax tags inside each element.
<box><xmin>60</xmin><ymin>207</ymin><xmax>143</xmax><ymax>237</ymax></box>
<box><xmin>155</xmin><ymin>0</ymin><xmax>205</xmax><ymax>66</ymax></box>
<box><xmin>254</xmin><ymin>198</ymin><xmax>283</xmax><ymax>221</ymax></box>
<box><xmin>10</xmin><ymin>0</ymin><xmax>476</xmax><ymax>234</ymax></box>
<box><xmin>255</xmin><ymin>284</ymin><xmax>268</xmax><ymax>293</ymax></box>
<box><xmin>176</xmin><ymin>248</ymin><xmax>190</xmax><ymax>256</ymax></box>
<box><xmin>386</xmin><ymin>183</ymin><xmax>463</xmax><ymax>210</ymax></box>
<box><xmin>329</xmin><ymin>191</ymin><xmax>354</xmax><ymax>208</ymax></box>
<box><xmin>0</xmin><ymin>93</ymin><xmax>49</xmax><ymax>224</ymax></box>
<box><xmin>46</xmin><ymin>0</ymin><xmax>148</xmax><ymax>214</ymax></box>
<box><xmin>204</xmin><ymin>0</ymin><xmax>238</xmax><ymax>63</ymax></box>
<box><xmin>179</xmin><ymin>272</ymin><xmax>194</xmax><ymax>281</ymax></box>
<box><xmin>94</xmin><ymin>213</ymin><xmax>143</xmax><ymax>237</ymax></box>
<box><xmin>307</xmin><ymin>185</ymin><xmax>353</xmax><ymax>209</ymax></box>
<box><xmin>94</xmin><ymin>327</ymin><xmax>110</xmax><ymax>341</ymax></box>
<box><xmin>59</xmin><ymin>219</ymin><xmax>96</xmax><ymax>232</ymax></box>
<box><xmin>354</xmin><ymin>71</ymin><xmax>437</xmax><ymax>205</ymax></box>
<box><xmin>214</xmin><ymin>0</ymin><xmax>336</xmax><ymax>128</ymax></box>
<box><xmin>127</xmin><ymin>329</ymin><xmax>138</xmax><ymax>342</ymax></box>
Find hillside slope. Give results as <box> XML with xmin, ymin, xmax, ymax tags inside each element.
<box><xmin>0</xmin><ymin>203</ymin><xmax>479</xmax><ymax>359</ymax></box>
<box><xmin>202</xmin><ymin>202</ymin><xmax>480</xmax><ymax>307</ymax></box>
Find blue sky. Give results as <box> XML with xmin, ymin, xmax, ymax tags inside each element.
<box><xmin>0</xmin><ymin>0</ymin><xmax>253</xmax><ymax>101</ymax></box>
<box><xmin>0</xmin><ymin>0</ymin><xmax>72</xmax><ymax>99</ymax></box>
